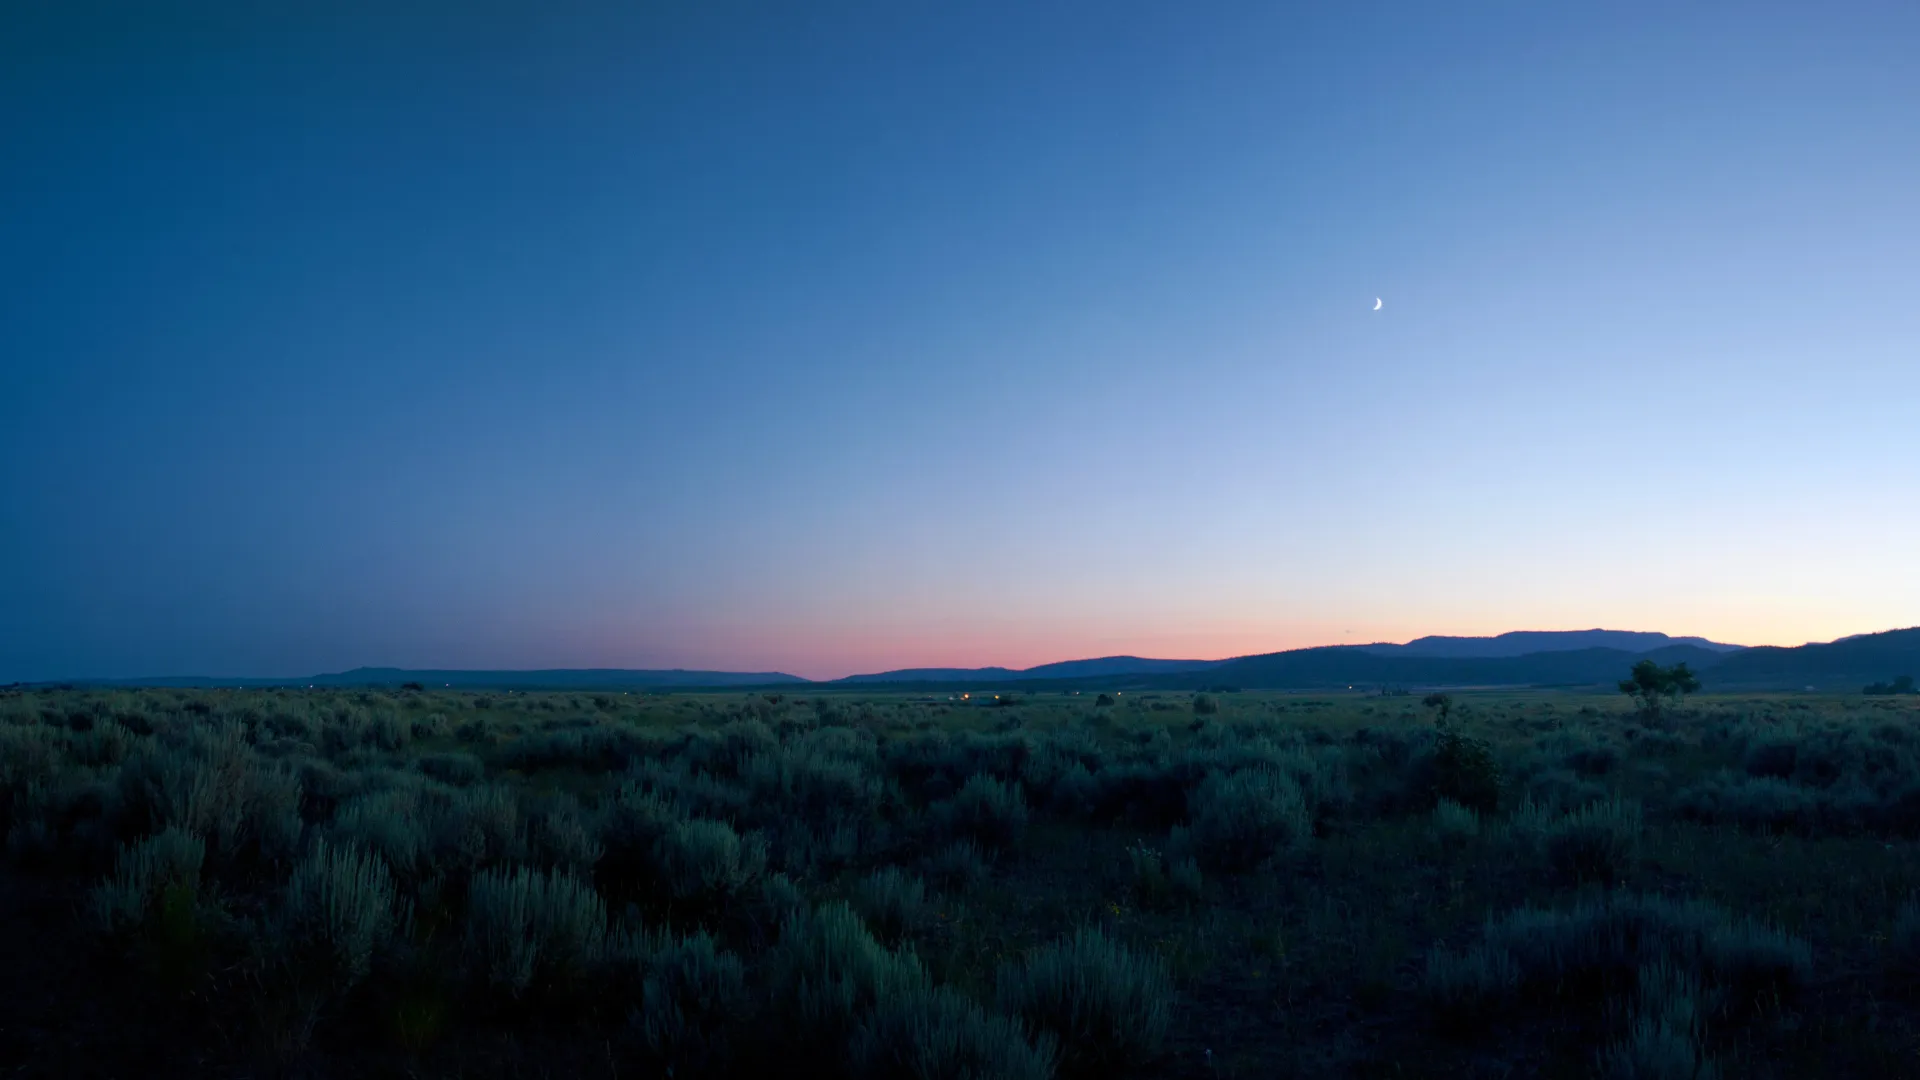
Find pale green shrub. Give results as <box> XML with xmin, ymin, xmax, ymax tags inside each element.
<box><xmin>464</xmin><ymin>865</ymin><xmax>608</xmax><ymax>996</ymax></box>
<box><xmin>637</xmin><ymin>929</ymin><xmax>749</xmax><ymax>1077</ymax></box>
<box><xmin>1185</xmin><ymin>768</ymin><xmax>1310</xmax><ymax>872</ymax></box>
<box><xmin>282</xmin><ymin>838</ymin><xmax>407</xmax><ymax>988</ymax></box>
<box><xmin>770</xmin><ymin>901</ymin><xmax>929</xmax><ymax>1062</ymax></box>
<box><xmin>851</xmin><ymin>981</ymin><xmax>1057</xmax><ymax>1080</ymax></box>
<box><xmin>851</xmin><ymin>865</ymin><xmax>930</xmax><ymax>943</ymax></box>
<box><xmin>93</xmin><ymin>827</ymin><xmax>205</xmax><ymax>934</ymax></box>
<box><xmin>654</xmin><ymin>817</ymin><xmax>766</xmax><ymax>903</ymax></box>
<box><xmin>933</xmin><ymin>774</ymin><xmax>1029</xmax><ymax>852</ymax></box>
<box><xmin>922</xmin><ymin>840</ymin><xmax>990</xmax><ymax>893</ymax></box>
<box><xmin>996</xmin><ymin>926</ymin><xmax>1171</xmax><ymax>1079</ymax></box>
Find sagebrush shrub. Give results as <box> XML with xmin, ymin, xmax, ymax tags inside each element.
<box><xmin>1541</xmin><ymin>798</ymin><xmax>1642</xmax><ymax>885</ymax></box>
<box><xmin>850</xmin><ymin>981</ymin><xmax>1057</xmax><ymax>1080</ymax></box>
<box><xmin>1884</xmin><ymin>899</ymin><xmax>1920</xmax><ymax>998</ymax></box>
<box><xmin>1425</xmin><ymin>892</ymin><xmax>1811</xmax><ymax>1017</ymax></box>
<box><xmin>1185</xmin><ymin>768</ymin><xmax>1310</xmax><ymax>872</ymax></box>
<box><xmin>1674</xmin><ymin>773</ymin><xmax>1821</xmax><ymax>835</ymax></box>
<box><xmin>922</xmin><ymin>841</ymin><xmax>990</xmax><ymax>894</ymax></box>
<box><xmin>741</xmin><ymin>737</ymin><xmax>885</xmax><ymax>828</ymax></box>
<box><xmin>120</xmin><ymin>727</ymin><xmax>304</xmax><ymax>862</ymax></box>
<box><xmin>1566</xmin><ymin>745</ymin><xmax>1620</xmax><ymax>777</ymax></box>
<box><xmin>636</xmin><ymin>929</ymin><xmax>749</xmax><ymax>1077</ymax></box>
<box><xmin>851</xmin><ymin>866</ymin><xmax>929</xmax><ymax>944</ymax></box>
<box><xmin>281</xmin><ymin>838</ymin><xmax>406</xmax><ymax>989</ymax></box>
<box><xmin>770</xmin><ymin>901</ymin><xmax>929</xmax><ymax>1063</ymax></box>
<box><xmin>464</xmin><ymin>865</ymin><xmax>608</xmax><ymax>997</ymax></box>
<box><xmin>529</xmin><ymin>795</ymin><xmax>604</xmax><ymax>874</ymax></box>
<box><xmin>1603</xmin><ymin>960</ymin><xmax>1717</xmax><ymax>1080</ymax></box>
<box><xmin>1421</xmin><ymin>941</ymin><xmax>1519</xmax><ymax>1024</ymax></box>
<box><xmin>417</xmin><ymin>752</ymin><xmax>485</xmax><ymax>787</ymax></box>
<box><xmin>653</xmin><ymin>817</ymin><xmax>767</xmax><ymax>904</ymax></box>
<box><xmin>996</xmin><ymin>926</ymin><xmax>1171</xmax><ymax>1079</ymax></box>
<box><xmin>429</xmin><ymin>784</ymin><xmax>526</xmax><ymax>875</ymax></box>
<box><xmin>934</xmin><ymin>774</ymin><xmax>1029</xmax><ymax>852</ymax></box>
<box><xmin>93</xmin><ymin>827</ymin><xmax>205</xmax><ymax>934</ymax></box>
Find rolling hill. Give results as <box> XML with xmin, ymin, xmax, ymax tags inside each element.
<box><xmin>837</xmin><ymin>656</ymin><xmax>1220</xmax><ymax>683</ymax></box>
<box><xmin>33</xmin><ymin>629</ymin><xmax>1917</xmax><ymax>693</ymax></box>
<box><xmin>1683</xmin><ymin>627</ymin><xmax>1920</xmax><ymax>690</ymax></box>
<box><xmin>1360</xmin><ymin>630</ymin><xmax>1744</xmax><ymax>659</ymax></box>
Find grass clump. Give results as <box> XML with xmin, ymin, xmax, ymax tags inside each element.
<box><xmin>1431</xmin><ymin>797</ymin><xmax>1481</xmax><ymax>852</ymax></box>
<box><xmin>996</xmin><ymin>925</ymin><xmax>1171</xmax><ymax>1079</ymax></box>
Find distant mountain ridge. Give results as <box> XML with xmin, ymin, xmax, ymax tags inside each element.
<box><xmin>1361</xmin><ymin>630</ymin><xmax>1744</xmax><ymax>659</ymax></box>
<box><xmin>837</xmin><ymin>656</ymin><xmax>1220</xmax><ymax>684</ymax></box>
<box><xmin>28</xmin><ymin>628</ymin><xmax>1917</xmax><ymax>693</ymax></box>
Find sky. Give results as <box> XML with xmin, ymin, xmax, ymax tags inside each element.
<box><xmin>4</xmin><ymin>3</ymin><xmax>1918</xmax><ymax>682</ymax></box>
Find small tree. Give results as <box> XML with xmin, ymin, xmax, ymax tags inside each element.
<box><xmin>1421</xmin><ymin>693</ymin><xmax>1497</xmax><ymax>813</ymax></box>
<box><xmin>1618</xmin><ymin>660</ymin><xmax>1701</xmax><ymax>719</ymax></box>
<box><xmin>1866</xmin><ymin>675</ymin><xmax>1917</xmax><ymax>696</ymax></box>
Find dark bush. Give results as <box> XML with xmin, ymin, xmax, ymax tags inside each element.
<box><xmin>850</xmin><ymin>866</ymin><xmax>929</xmax><ymax>944</ymax></box>
<box><xmin>1433</xmin><ymin>727</ymin><xmax>1501</xmax><ymax>814</ymax></box>
<box><xmin>417</xmin><ymin>752</ymin><xmax>485</xmax><ymax>786</ymax></box>
<box><xmin>1565</xmin><ymin>745</ymin><xmax>1619</xmax><ymax>777</ymax></box>
<box><xmin>851</xmin><ymin>981</ymin><xmax>1056</xmax><ymax>1080</ymax></box>
<box><xmin>933</xmin><ymin>774</ymin><xmax>1028</xmax><ymax>852</ymax></box>
<box><xmin>633</xmin><ymin>929</ymin><xmax>749</xmax><ymax>1077</ymax></box>
<box><xmin>1744</xmin><ymin>740</ymin><xmax>1798</xmax><ymax>780</ymax></box>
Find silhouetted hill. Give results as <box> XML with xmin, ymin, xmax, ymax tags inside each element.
<box><xmin>838</xmin><ymin>656</ymin><xmax>1220</xmax><ymax>684</ymax></box>
<box><xmin>39</xmin><ymin>630</ymin><xmax>1907</xmax><ymax>694</ymax></box>
<box><xmin>838</xmin><ymin>667</ymin><xmax>1022</xmax><ymax>684</ymax></box>
<box><xmin>1363</xmin><ymin>630</ymin><xmax>1744</xmax><ymax>659</ymax></box>
<box><xmin>1172</xmin><ymin>644</ymin><xmax>1732</xmax><ymax>691</ymax></box>
<box><xmin>1692</xmin><ymin>628</ymin><xmax>1920</xmax><ymax>690</ymax></box>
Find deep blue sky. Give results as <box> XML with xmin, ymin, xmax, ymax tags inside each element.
<box><xmin>5</xmin><ymin>3</ymin><xmax>1917</xmax><ymax>681</ymax></box>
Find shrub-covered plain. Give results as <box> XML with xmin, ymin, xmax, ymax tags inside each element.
<box><xmin>3</xmin><ymin>685</ymin><xmax>1920</xmax><ymax>1075</ymax></box>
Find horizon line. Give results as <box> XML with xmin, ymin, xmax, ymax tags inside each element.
<box><xmin>29</xmin><ymin>624</ymin><xmax>1896</xmax><ymax>687</ymax></box>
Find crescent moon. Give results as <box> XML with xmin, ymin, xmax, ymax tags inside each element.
<box><xmin>1373</xmin><ymin>298</ymin><xmax>1382</xmax><ymax>310</ymax></box>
